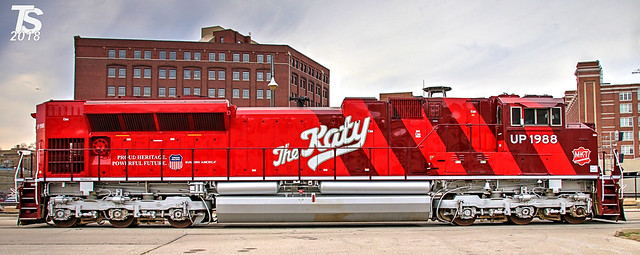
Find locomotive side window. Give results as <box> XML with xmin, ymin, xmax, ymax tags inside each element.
<box><xmin>551</xmin><ymin>107</ymin><xmax>562</xmax><ymax>126</ymax></box>
<box><xmin>496</xmin><ymin>106</ymin><xmax>502</xmax><ymax>124</ymax></box>
<box><xmin>511</xmin><ymin>107</ymin><xmax>522</xmax><ymax>126</ymax></box>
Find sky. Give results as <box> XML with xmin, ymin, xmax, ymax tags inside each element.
<box><xmin>0</xmin><ymin>0</ymin><xmax>639</xmax><ymax>150</ymax></box>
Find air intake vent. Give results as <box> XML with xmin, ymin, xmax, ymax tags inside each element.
<box><xmin>47</xmin><ymin>138</ymin><xmax>85</xmax><ymax>174</ymax></box>
<box><xmin>121</xmin><ymin>113</ymin><xmax>155</xmax><ymax>131</ymax></box>
<box><xmin>87</xmin><ymin>114</ymin><xmax>121</xmax><ymax>132</ymax></box>
<box><xmin>192</xmin><ymin>113</ymin><xmax>226</xmax><ymax>131</ymax></box>
<box><xmin>157</xmin><ymin>113</ymin><xmax>190</xmax><ymax>131</ymax></box>
<box><xmin>390</xmin><ymin>98</ymin><xmax>423</xmax><ymax>119</ymax></box>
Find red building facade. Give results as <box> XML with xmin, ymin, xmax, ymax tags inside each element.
<box><xmin>74</xmin><ymin>26</ymin><xmax>330</xmax><ymax>107</ymax></box>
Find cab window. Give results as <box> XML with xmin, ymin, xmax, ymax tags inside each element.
<box><xmin>524</xmin><ymin>108</ymin><xmax>556</xmax><ymax>126</ymax></box>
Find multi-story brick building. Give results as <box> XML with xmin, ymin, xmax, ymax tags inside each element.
<box><xmin>565</xmin><ymin>60</ymin><xmax>640</xmax><ymax>159</ymax></box>
<box><xmin>74</xmin><ymin>26</ymin><xmax>330</xmax><ymax>107</ymax></box>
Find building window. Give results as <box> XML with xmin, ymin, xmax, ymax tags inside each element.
<box><xmin>159</xmin><ymin>51</ymin><xmax>166</xmax><ymax>60</ymax></box>
<box><xmin>134</xmin><ymin>50</ymin><xmax>141</xmax><ymax>59</ymax></box>
<box><xmin>133</xmin><ymin>86</ymin><xmax>141</xmax><ymax>96</ymax></box>
<box><xmin>266</xmin><ymin>72</ymin><xmax>272</xmax><ymax>81</ymax></box>
<box><xmin>108</xmin><ymin>49</ymin><xmax>116</xmax><ymax>58</ymax></box>
<box><xmin>119</xmin><ymin>49</ymin><xmax>126</xmax><ymax>58</ymax></box>
<box><xmin>219</xmin><ymin>53</ymin><xmax>225</xmax><ymax>62</ymax></box>
<box><xmin>118</xmin><ymin>68</ymin><xmax>126</xmax><ymax>78</ymax></box>
<box><xmin>257</xmin><ymin>72</ymin><xmax>264</xmax><ymax>81</ymax></box>
<box><xmin>257</xmin><ymin>90</ymin><xmax>264</xmax><ymax>99</ymax></box>
<box><xmin>208</xmin><ymin>52</ymin><xmax>215</xmax><ymax>61</ymax></box>
<box><xmin>257</xmin><ymin>55</ymin><xmax>264</xmax><ymax>63</ymax></box>
<box><xmin>159</xmin><ymin>87</ymin><xmax>166</xmax><ymax>97</ymax></box>
<box><xmin>266</xmin><ymin>90</ymin><xmax>272</xmax><ymax>99</ymax></box>
<box><xmin>184</xmin><ymin>51</ymin><xmax>191</xmax><ymax>60</ymax></box>
<box><xmin>144</xmin><ymin>50</ymin><xmax>151</xmax><ymax>59</ymax></box>
<box><xmin>194</xmin><ymin>70</ymin><xmax>201</xmax><ymax>80</ymax></box>
<box><xmin>208</xmin><ymin>88</ymin><xmax>215</xmax><ymax>98</ymax></box>
<box><xmin>233</xmin><ymin>71</ymin><xmax>240</xmax><ymax>81</ymax></box>
<box><xmin>107</xmin><ymin>86</ymin><xmax>115</xmax><ymax>96</ymax></box>
<box><xmin>169</xmin><ymin>87</ymin><xmax>176</xmax><ymax>97</ymax></box>
<box><xmin>159</xmin><ymin>69</ymin><xmax>166</xmax><ymax>79</ymax></box>
<box><xmin>143</xmin><ymin>87</ymin><xmax>151</xmax><ymax>97</ymax></box>
<box><xmin>622</xmin><ymin>131</ymin><xmax>634</xmax><ymax>141</ymax></box>
<box><xmin>621</xmin><ymin>145</ymin><xmax>634</xmax><ymax>155</ymax></box>
<box><xmin>184</xmin><ymin>69</ymin><xmax>191</xmax><ymax>79</ymax></box>
<box><xmin>233</xmin><ymin>53</ymin><xmax>240</xmax><ymax>62</ymax></box>
<box><xmin>108</xmin><ymin>67</ymin><xmax>116</xmax><ymax>78</ymax></box>
<box><xmin>184</xmin><ymin>87</ymin><xmax>191</xmax><ymax>96</ymax></box>
<box><xmin>194</xmin><ymin>52</ymin><xmax>201</xmax><ymax>61</ymax></box>
<box><xmin>267</xmin><ymin>54</ymin><xmax>272</xmax><ymax>63</ymax></box>
<box><xmin>243</xmin><ymin>53</ymin><xmax>249</xmax><ymax>63</ymax></box>
<box><xmin>621</xmin><ymin>117</ymin><xmax>633</xmax><ymax>127</ymax></box>
<box><xmin>620</xmin><ymin>103</ymin><xmax>633</xmax><ymax>113</ymax></box>
<box><xmin>243</xmin><ymin>71</ymin><xmax>249</xmax><ymax>81</ymax></box>
<box><xmin>134</xmin><ymin>68</ymin><xmax>141</xmax><ymax>78</ymax></box>
<box><xmin>620</xmin><ymin>92</ymin><xmax>633</xmax><ymax>101</ymax></box>
<box><xmin>243</xmin><ymin>89</ymin><xmax>249</xmax><ymax>99</ymax></box>
<box><xmin>144</xmin><ymin>68</ymin><xmax>151</xmax><ymax>78</ymax></box>
<box><xmin>208</xmin><ymin>70</ymin><xmax>215</xmax><ymax>80</ymax></box>
<box><xmin>169</xmin><ymin>69</ymin><xmax>176</xmax><ymax>79</ymax></box>
<box><xmin>169</xmin><ymin>51</ymin><xmax>176</xmax><ymax>60</ymax></box>
<box><xmin>220</xmin><ymin>37</ymin><xmax>224</xmax><ymax>43</ymax></box>
<box><xmin>194</xmin><ymin>88</ymin><xmax>201</xmax><ymax>96</ymax></box>
<box><xmin>218</xmin><ymin>88</ymin><xmax>225</xmax><ymax>98</ymax></box>
<box><xmin>233</xmin><ymin>88</ymin><xmax>240</xmax><ymax>98</ymax></box>
<box><xmin>118</xmin><ymin>86</ymin><xmax>126</xmax><ymax>96</ymax></box>
<box><xmin>218</xmin><ymin>71</ymin><xmax>226</xmax><ymax>80</ymax></box>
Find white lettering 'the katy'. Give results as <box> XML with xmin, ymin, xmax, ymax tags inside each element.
<box><xmin>273</xmin><ymin>116</ymin><xmax>371</xmax><ymax>170</ymax></box>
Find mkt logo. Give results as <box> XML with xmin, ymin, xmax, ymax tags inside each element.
<box><xmin>10</xmin><ymin>5</ymin><xmax>43</xmax><ymax>41</ymax></box>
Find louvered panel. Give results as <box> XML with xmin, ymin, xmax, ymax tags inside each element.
<box><xmin>192</xmin><ymin>113</ymin><xmax>226</xmax><ymax>131</ymax></box>
<box><xmin>122</xmin><ymin>113</ymin><xmax>155</xmax><ymax>131</ymax></box>
<box><xmin>390</xmin><ymin>98</ymin><xmax>423</xmax><ymax>119</ymax></box>
<box><xmin>87</xmin><ymin>114</ymin><xmax>122</xmax><ymax>132</ymax></box>
<box><xmin>157</xmin><ymin>113</ymin><xmax>190</xmax><ymax>131</ymax></box>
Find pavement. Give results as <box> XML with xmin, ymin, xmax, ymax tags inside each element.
<box><xmin>1</xmin><ymin>211</ymin><xmax>640</xmax><ymax>254</ymax></box>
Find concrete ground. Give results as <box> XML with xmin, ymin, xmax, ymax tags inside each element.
<box><xmin>1</xmin><ymin>211</ymin><xmax>640</xmax><ymax>255</ymax></box>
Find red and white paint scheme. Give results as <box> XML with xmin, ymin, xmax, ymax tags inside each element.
<box><xmin>14</xmin><ymin>94</ymin><xmax>624</xmax><ymax>227</ymax></box>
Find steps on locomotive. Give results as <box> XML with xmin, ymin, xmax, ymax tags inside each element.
<box><xmin>597</xmin><ymin>179</ymin><xmax>624</xmax><ymax>220</ymax></box>
<box><xmin>18</xmin><ymin>180</ymin><xmax>45</xmax><ymax>225</ymax></box>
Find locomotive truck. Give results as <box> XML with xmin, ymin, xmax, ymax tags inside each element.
<box><xmin>14</xmin><ymin>93</ymin><xmax>624</xmax><ymax>227</ymax></box>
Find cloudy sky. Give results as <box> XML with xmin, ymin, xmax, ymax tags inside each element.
<box><xmin>0</xmin><ymin>0</ymin><xmax>639</xmax><ymax>149</ymax></box>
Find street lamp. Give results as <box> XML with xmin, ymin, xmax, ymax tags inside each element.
<box><xmin>267</xmin><ymin>55</ymin><xmax>278</xmax><ymax>107</ymax></box>
<box><xmin>268</xmin><ymin>76</ymin><xmax>278</xmax><ymax>107</ymax></box>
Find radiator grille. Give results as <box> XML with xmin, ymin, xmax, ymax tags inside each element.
<box><xmin>390</xmin><ymin>98</ymin><xmax>423</xmax><ymax>119</ymax></box>
<box><xmin>47</xmin><ymin>138</ymin><xmax>85</xmax><ymax>174</ymax></box>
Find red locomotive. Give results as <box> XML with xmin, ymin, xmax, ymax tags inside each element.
<box><xmin>14</xmin><ymin>93</ymin><xmax>624</xmax><ymax>227</ymax></box>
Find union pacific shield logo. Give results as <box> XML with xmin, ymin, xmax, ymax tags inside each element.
<box><xmin>169</xmin><ymin>154</ymin><xmax>183</xmax><ymax>170</ymax></box>
<box><xmin>572</xmin><ymin>147</ymin><xmax>591</xmax><ymax>166</ymax></box>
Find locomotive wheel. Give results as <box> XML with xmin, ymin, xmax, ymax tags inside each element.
<box><xmin>563</xmin><ymin>215</ymin><xmax>586</xmax><ymax>224</ymax></box>
<box><xmin>167</xmin><ymin>217</ymin><xmax>193</xmax><ymax>228</ymax></box>
<box><xmin>109</xmin><ymin>217</ymin><xmax>135</xmax><ymax>228</ymax></box>
<box><xmin>437</xmin><ymin>209</ymin><xmax>453</xmax><ymax>222</ymax></box>
<box><xmin>508</xmin><ymin>215</ymin><xmax>533</xmax><ymax>225</ymax></box>
<box><xmin>53</xmin><ymin>217</ymin><xmax>79</xmax><ymax>228</ymax></box>
<box><xmin>452</xmin><ymin>217</ymin><xmax>476</xmax><ymax>226</ymax></box>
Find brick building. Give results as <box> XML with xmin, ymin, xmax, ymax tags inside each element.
<box><xmin>74</xmin><ymin>26</ymin><xmax>330</xmax><ymax>107</ymax></box>
<box><xmin>565</xmin><ymin>60</ymin><xmax>640</xmax><ymax>159</ymax></box>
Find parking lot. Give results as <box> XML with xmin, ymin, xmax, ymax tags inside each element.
<box><xmin>1</xmin><ymin>210</ymin><xmax>640</xmax><ymax>255</ymax></box>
